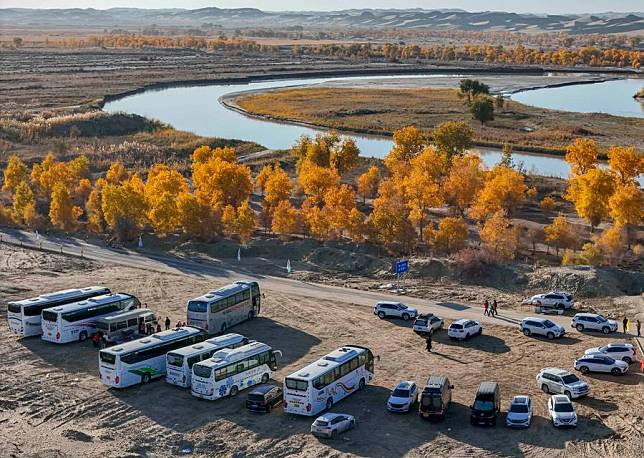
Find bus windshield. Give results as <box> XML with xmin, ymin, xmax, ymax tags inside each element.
<box><xmin>188</xmin><ymin>301</ymin><xmax>208</xmax><ymax>313</ymax></box>
<box><xmin>99</xmin><ymin>352</ymin><xmax>116</xmax><ymax>365</ymax></box>
<box><xmin>7</xmin><ymin>303</ymin><xmax>21</xmax><ymax>314</ymax></box>
<box><xmin>167</xmin><ymin>353</ymin><xmax>184</xmax><ymax>368</ymax></box>
<box><xmin>285</xmin><ymin>378</ymin><xmax>308</xmax><ymax>391</ymax></box>
<box><xmin>193</xmin><ymin>365</ymin><xmax>212</xmax><ymax>379</ymax></box>
<box><xmin>42</xmin><ymin>310</ymin><xmax>58</xmax><ymax>322</ymax></box>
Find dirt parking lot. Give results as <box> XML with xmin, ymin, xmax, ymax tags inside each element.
<box><xmin>1</xmin><ymin>246</ymin><xmax>642</xmax><ymax>457</ymax></box>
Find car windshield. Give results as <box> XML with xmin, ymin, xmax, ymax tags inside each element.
<box><xmin>415</xmin><ymin>319</ymin><xmax>427</xmax><ymax>326</ymax></box>
<box><xmin>543</xmin><ymin>320</ymin><xmax>556</xmax><ymax>328</ymax></box>
<box><xmin>602</xmin><ymin>356</ymin><xmax>615</xmax><ymax>364</ymax></box>
<box><xmin>399</xmin><ymin>304</ymin><xmax>407</xmax><ymax>309</ymax></box>
<box><xmin>599</xmin><ymin>346</ymin><xmax>609</xmax><ymax>352</ymax></box>
<box><xmin>510</xmin><ymin>403</ymin><xmax>529</xmax><ymax>413</ymax></box>
<box><xmin>187</xmin><ymin>301</ymin><xmax>208</xmax><ymax>313</ymax></box>
<box><xmin>596</xmin><ymin>315</ymin><xmax>607</xmax><ymax>323</ymax></box>
<box><xmin>314</xmin><ymin>419</ymin><xmax>329</xmax><ymax>427</ymax></box>
<box><xmin>473</xmin><ymin>400</ymin><xmax>494</xmax><ymax>411</ymax></box>
<box><xmin>450</xmin><ymin>324</ymin><xmax>463</xmax><ymax>330</ymax></box>
<box><xmin>561</xmin><ymin>374</ymin><xmax>580</xmax><ymax>384</ymax></box>
<box><xmin>247</xmin><ymin>393</ymin><xmax>265</xmax><ymax>402</ymax></box>
<box><xmin>554</xmin><ymin>402</ymin><xmax>574</xmax><ymax>412</ymax></box>
<box><xmin>392</xmin><ymin>388</ymin><xmax>409</xmax><ymax>398</ymax></box>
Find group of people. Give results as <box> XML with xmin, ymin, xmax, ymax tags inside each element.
<box><xmin>483</xmin><ymin>300</ymin><xmax>498</xmax><ymax>317</ymax></box>
<box><xmin>139</xmin><ymin>320</ymin><xmax>161</xmax><ymax>336</ymax></box>
<box><xmin>623</xmin><ymin>317</ymin><xmax>642</xmax><ymax>337</ymax></box>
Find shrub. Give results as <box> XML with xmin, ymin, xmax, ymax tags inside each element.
<box><xmin>539</xmin><ymin>196</ymin><xmax>556</xmax><ymax>211</ymax></box>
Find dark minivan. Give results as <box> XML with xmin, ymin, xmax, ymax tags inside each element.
<box><xmin>419</xmin><ymin>375</ymin><xmax>453</xmax><ymax>420</ymax></box>
<box><xmin>245</xmin><ymin>384</ymin><xmax>283</xmax><ymax>413</ymax></box>
<box><xmin>470</xmin><ymin>381</ymin><xmax>500</xmax><ymax>426</ymax></box>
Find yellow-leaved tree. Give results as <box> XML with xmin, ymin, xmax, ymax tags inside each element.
<box><xmin>384</xmin><ymin>126</ymin><xmax>427</xmax><ymax>175</ymax></box>
<box><xmin>101</xmin><ymin>174</ymin><xmax>147</xmax><ymax>240</ymax></box>
<box><xmin>356</xmin><ymin>165</ymin><xmax>380</xmax><ymax>203</ymax></box>
<box><xmin>49</xmin><ymin>183</ymin><xmax>83</xmax><ymax>231</ymax></box>
<box><xmin>330</xmin><ymin>138</ymin><xmax>360</xmax><ymax>175</ymax></box>
<box><xmin>403</xmin><ymin>147</ymin><xmax>445</xmax><ymax>238</ymax></box>
<box><xmin>2</xmin><ymin>155</ymin><xmax>29</xmax><ymax>193</ymax></box>
<box><xmin>608</xmin><ymin>183</ymin><xmax>643</xmax><ymax>247</ymax></box>
<box><xmin>470</xmin><ymin>165</ymin><xmax>527</xmax><ymax>220</ymax></box>
<box><xmin>443</xmin><ymin>153</ymin><xmax>484</xmax><ymax>215</ymax></box>
<box><xmin>271</xmin><ymin>200</ymin><xmax>299</xmax><ymax>240</ymax></box>
<box><xmin>298</xmin><ymin>161</ymin><xmax>340</xmax><ymax>205</ymax></box>
<box><xmin>565</xmin><ymin>168</ymin><xmax>615</xmax><ymax>230</ymax></box>
<box><xmin>370</xmin><ymin>179</ymin><xmax>415</xmax><ymax>247</ymax></box>
<box><xmin>86</xmin><ymin>179</ymin><xmax>106</xmax><ymax>233</ymax></box>
<box><xmin>263</xmin><ymin>164</ymin><xmax>292</xmax><ymax>209</ymax></box>
<box><xmin>105</xmin><ymin>161</ymin><xmax>130</xmax><ymax>184</ymax></box>
<box><xmin>479</xmin><ymin>211</ymin><xmax>519</xmax><ymax>260</ymax></box>
<box><xmin>431</xmin><ymin>121</ymin><xmax>474</xmax><ymax>160</ymax></box>
<box><xmin>176</xmin><ymin>191</ymin><xmax>219</xmax><ymax>241</ymax></box>
<box><xmin>324</xmin><ymin>184</ymin><xmax>357</xmax><ymax>237</ymax></box>
<box><xmin>607</xmin><ymin>146</ymin><xmax>644</xmax><ymax>185</ymax></box>
<box><xmin>192</xmin><ymin>148</ymin><xmax>253</xmax><ymax>209</ymax></box>
<box><xmin>144</xmin><ymin>164</ymin><xmax>188</xmax><ymax>235</ymax></box>
<box><xmin>12</xmin><ymin>181</ymin><xmax>38</xmax><ymax>227</ymax></box>
<box><xmin>302</xmin><ymin>198</ymin><xmax>332</xmax><ymax>240</ymax></box>
<box><xmin>235</xmin><ymin>201</ymin><xmax>256</xmax><ymax>245</ymax></box>
<box><xmin>565</xmin><ymin>138</ymin><xmax>598</xmax><ymax>176</ymax></box>
<box><xmin>347</xmin><ymin>208</ymin><xmax>366</xmax><ymax>242</ymax></box>
<box><xmin>543</xmin><ymin>215</ymin><xmax>577</xmax><ymax>256</ymax></box>
<box><xmin>426</xmin><ymin>217</ymin><xmax>469</xmax><ymax>253</ymax></box>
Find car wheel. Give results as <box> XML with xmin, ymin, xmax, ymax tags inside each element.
<box><xmin>547</xmin><ymin>332</ymin><xmax>555</xmax><ymax>340</ymax></box>
<box><xmin>358</xmin><ymin>378</ymin><xmax>365</xmax><ymax>390</ymax></box>
<box><xmin>402</xmin><ymin>313</ymin><xmax>410</xmax><ymax>321</ymax></box>
<box><xmin>541</xmin><ymin>384</ymin><xmax>550</xmax><ymax>394</ymax></box>
<box><xmin>611</xmin><ymin>368</ymin><xmax>621</xmax><ymax>376</ymax></box>
<box><xmin>555</xmin><ymin>303</ymin><xmax>564</xmax><ymax>310</ymax></box>
<box><xmin>331</xmin><ymin>429</ymin><xmax>338</xmax><ymax>439</ymax></box>
<box><xmin>623</xmin><ymin>357</ymin><xmax>632</xmax><ymax>364</ymax></box>
<box><xmin>579</xmin><ymin>366</ymin><xmax>589</xmax><ymax>374</ymax></box>
<box><xmin>261</xmin><ymin>373</ymin><xmax>269</xmax><ymax>384</ymax></box>
<box><xmin>491</xmin><ymin>417</ymin><xmax>497</xmax><ymax>427</ymax></box>
<box><xmin>229</xmin><ymin>385</ymin><xmax>238</xmax><ymax>397</ymax></box>
<box><xmin>523</xmin><ymin>329</ymin><xmax>531</xmax><ymax>336</ymax></box>
<box><xmin>79</xmin><ymin>331</ymin><xmax>88</xmax><ymax>342</ymax></box>
<box><xmin>477</xmin><ymin>328</ymin><xmax>482</xmax><ymax>336</ymax></box>
<box><xmin>564</xmin><ymin>390</ymin><xmax>572</xmax><ymax>399</ymax></box>
<box><xmin>377</xmin><ymin>311</ymin><xmax>386</xmax><ymax>319</ymax></box>
<box><xmin>326</xmin><ymin>398</ymin><xmax>333</xmax><ymax>411</ymax></box>
<box><xmin>602</xmin><ymin>326</ymin><xmax>610</xmax><ymax>334</ymax></box>
<box><xmin>576</xmin><ymin>324</ymin><xmax>584</xmax><ymax>332</ymax></box>
<box><xmin>142</xmin><ymin>373</ymin><xmax>151</xmax><ymax>384</ymax></box>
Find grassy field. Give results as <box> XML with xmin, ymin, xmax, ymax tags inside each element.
<box><xmin>234</xmin><ymin>87</ymin><xmax>644</xmax><ymax>154</ymax></box>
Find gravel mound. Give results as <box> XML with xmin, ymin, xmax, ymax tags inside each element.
<box><xmin>528</xmin><ymin>266</ymin><xmax>644</xmax><ymax>297</ymax></box>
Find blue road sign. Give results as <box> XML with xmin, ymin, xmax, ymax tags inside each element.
<box><xmin>395</xmin><ymin>260</ymin><xmax>409</xmax><ymax>275</ymax></box>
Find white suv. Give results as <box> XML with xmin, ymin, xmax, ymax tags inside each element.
<box><xmin>571</xmin><ymin>313</ymin><xmax>618</xmax><ymax>334</ymax></box>
<box><xmin>574</xmin><ymin>355</ymin><xmax>628</xmax><ymax>375</ymax></box>
<box><xmin>530</xmin><ymin>292</ymin><xmax>573</xmax><ymax>310</ymax></box>
<box><xmin>584</xmin><ymin>343</ymin><xmax>638</xmax><ymax>364</ymax></box>
<box><xmin>374</xmin><ymin>301</ymin><xmax>418</xmax><ymax>321</ymax></box>
<box><xmin>413</xmin><ymin>314</ymin><xmax>443</xmax><ymax>336</ymax></box>
<box><xmin>548</xmin><ymin>395</ymin><xmax>577</xmax><ymax>428</ymax></box>
<box><xmin>520</xmin><ymin>317</ymin><xmax>566</xmax><ymax>340</ymax></box>
<box><xmin>448</xmin><ymin>319</ymin><xmax>482</xmax><ymax>341</ymax></box>
<box><xmin>387</xmin><ymin>380</ymin><xmax>418</xmax><ymax>413</ymax></box>
<box><xmin>536</xmin><ymin>368</ymin><xmax>589</xmax><ymax>399</ymax></box>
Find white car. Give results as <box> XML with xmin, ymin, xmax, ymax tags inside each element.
<box><xmin>374</xmin><ymin>301</ymin><xmax>418</xmax><ymax>321</ymax></box>
<box><xmin>548</xmin><ymin>395</ymin><xmax>577</xmax><ymax>428</ymax></box>
<box><xmin>448</xmin><ymin>319</ymin><xmax>482</xmax><ymax>341</ymax></box>
<box><xmin>536</xmin><ymin>368</ymin><xmax>589</xmax><ymax>399</ymax></box>
<box><xmin>584</xmin><ymin>343</ymin><xmax>638</xmax><ymax>364</ymax></box>
<box><xmin>387</xmin><ymin>380</ymin><xmax>418</xmax><ymax>413</ymax></box>
<box><xmin>571</xmin><ymin>313</ymin><xmax>618</xmax><ymax>334</ymax></box>
<box><xmin>310</xmin><ymin>413</ymin><xmax>355</xmax><ymax>439</ymax></box>
<box><xmin>506</xmin><ymin>395</ymin><xmax>532</xmax><ymax>428</ymax></box>
<box><xmin>520</xmin><ymin>317</ymin><xmax>566</xmax><ymax>339</ymax></box>
<box><xmin>574</xmin><ymin>355</ymin><xmax>628</xmax><ymax>375</ymax></box>
<box><xmin>530</xmin><ymin>292</ymin><xmax>573</xmax><ymax>310</ymax></box>
<box><xmin>413</xmin><ymin>314</ymin><xmax>443</xmax><ymax>336</ymax></box>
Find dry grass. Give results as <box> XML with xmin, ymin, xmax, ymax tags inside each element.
<box><xmin>235</xmin><ymin>87</ymin><xmax>644</xmax><ymax>153</ymax></box>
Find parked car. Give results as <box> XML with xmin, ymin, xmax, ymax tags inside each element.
<box><xmin>245</xmin><ymin>384</ymin><xmax>283</xmax><ymax>413</ymax></box>
<box><xmin>571</xmin><ymin>313</ymin><xmax>618</xmax><ymax>334</ymax></box>
<box><xmin>506</xmin><ymin>395</ymin><xmax>532</xmax><ymax>428</ymax></box>
<box><xmin>470</xmin><ymin>381</ymin><xmax>500</xmax><ymax>426</ymax></box>
<box><xmin>310</xmin><ymin>413</ymin><xmax>355</xmax><ymax>438</ymax></box>
<box><xmin>530</xmin><ymin>292</ymin><xmax>574</xmax><ymax>310</ymax></box>
<box><xmin>536</xmin><ymin>368</ymin><xmax>589</xmax><ymax>399</ymax></box>
<box><xmin>520</xmin><ymin>317</ymin><xmax>566</xmax><ymax>339</ymax></box>
<box><xmin>419</xmin><ymin>375</ymin><xmax>453</xmax><ymax>421</ymax></box>
<box><xmin>584</xmin><ymin>343</ymin><xmax>638</xmax><ymax>364</ymax></box>
<box><xmin>387</xmin><ymin>380</ymin><xmax>418</xmax><ymax>413</ymax></box>
<box><xmin>413</xmin><ymin>313</ymin><xmax>443</xmax><ymax>336</ymax></box>
<box><xmin>574</xmin><ymin>355</ymin><xmax>628</xmax><ymax>375</ymax></box>
<box><xmin>548</xmin><ymin>395</ymin><xmax>577</xmax><ymax>428</ymax></box>
<box><xmin>448</xmin><ymin>319</ymin><xmax>482</xmax><ymax>341</ymax></box>
<box><xmin>374</xmin><ymin>301</ymin><xmax>418</xmax><ymax>321</ymax></box>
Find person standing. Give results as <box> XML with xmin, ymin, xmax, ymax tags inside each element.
<box><xmin>637</xmin><ymin>319</ymin><xmax>641</xmax><ymax>337</ymax></box>
<box><xmin>164</xmin><ymin>316</ymin><xmax>171</xmax><ymax>331</ymax></box>
<box><xmin>484</xmin><ymin>300</ymin><xmax>489</xmax><ymax>317</ymax></box>
<box><xmin>623</xmin><ymin>317</ymin><xmax>628</xmax><ymax>334</ymax></box>
<box><xmin>492</xmin><ymin>300</ymin><xmax>498</xmax><ymax>317</ymax></box>
<box><xmin>425</xmin><ymin>334</ymin><xmax>432</xmax><ymax>353</ymax></box>
<box><xmin>156</xmin><ymin>323</ymin><xmax>162</xmax><ymax>333</ymax></box>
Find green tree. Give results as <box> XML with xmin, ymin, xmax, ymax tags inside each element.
<box><xmin>431</xmin><ymin>121</ymin><xmax>473</xmax><ymax>160</ymax></box>
<box><xmin>470</xmin><ymin>96</ymin><xmax>495</xmax><ymax>123</ymax></box>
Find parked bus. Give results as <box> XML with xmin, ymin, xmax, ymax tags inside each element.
<box><xmin>99</xmin><ymin>326</ymin><xmax>207</xmax><ymax>388</ymax></box>
<box><xmin>7</xmin><ymin>286</ymin><xmax>110</xmax><ymax>337</ymax></box>
<box><xmin>283</xmin><ymin>345</ymin><xmax>375</xmax><ymax>416</ymax></box>
<box><xmin>95</xmin><ymin>309</ymin><xmax>158</xmax><ymax>347</ymax></box>
<box><xmin>166</xmin><ymin>333</ymin><xmax>249</xmax><ymax>388</ymax></box>
<box><xmin>186</xmin><ymin>281</ymin><xmax>261</xmax><ymax>334</ymax></box>
<box><xmin>41</xmin><ymin>293</ymin><xmax>139</xmax><ymax>344</ymax></box>
<box><xmin>191</xmin><ymin>341</ymin><xmax>281</xmax><ymax>400</ymax></box>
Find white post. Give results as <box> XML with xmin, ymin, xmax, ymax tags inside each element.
<box><xmin>286</xmin><ymin>259</ymin><xmax>292</xmax><ymax>274</ymax></box>
<box><xmin>237</xmin><ymin>247</ymin><xmax>241</xmax><ymax>262</ymax></box>
<box><xmin>138</xmin><ymin>235</ymin><xmax>143</xmax><ymax>248</ymax></box>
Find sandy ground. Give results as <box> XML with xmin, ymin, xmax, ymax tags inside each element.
<box><xmin>1</xmin><ymin>245</ymin><xmax>643</xmax><ymax>457</ymax></box>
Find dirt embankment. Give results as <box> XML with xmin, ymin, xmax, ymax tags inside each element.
<box><xmin>0</xmin><ymin>245</ymin><xmax>642</xmax><ymax>457</ymax></box>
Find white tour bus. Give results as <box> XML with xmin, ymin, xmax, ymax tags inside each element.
<box><xmin>99</xmin><ymin>326</ymin><xmax>207</xmax><ymax>388</ymax></box>
<box><xmin>95</xmin><ymin>309</ymin><xmax>158</xmax><ymax>347</ymax></box>
<box><xmin>165</xmin><ymin>333</ymin><xmax>249</xmax><ymax>388</ymax></box>
<box><xmin>186</xmin><ymin>281</ymin><xmax>261</xmax><ymax>334</ymax></box>
<box><xmin>191</xmin><ymin>341</ymin><xmax>281</xmax><ymax>400</ymax></box>
<box><xmin>7</xmin><ymin>286</ymin><xmax>110</xmax><ymax>337</ymax></box>
<box><xmin>284</xmin><ymin>345</ymin><xmax>375</xmax><ymax>416</ymax></box>
<box><xmin>41</xmin><ymin>293</ymin><xmax>139</xmax><ymax>344</ymax></box>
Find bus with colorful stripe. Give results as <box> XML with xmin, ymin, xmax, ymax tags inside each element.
<box><xmin>186</xmin><ymin>281</ymin><xmax>261</xmax><ymax>334</ymax></box>
<box><xmin>41</xmin><ymin>292</ymin><xmax>139</xmax><ymax>344</ymax></box>
<box><xmin>7</xmin><ymin>286</ymin><xmax>110</xmax><ymax>337</ymax></box>
<box><xmin>99</xmin><ymin>326</ymin><xmax>207</xmax><ymax>388</ymax></box>
<box><xmin>283</xmin><ymin>345</ymin><xmax>375</xmax><ymax>416</ymax></box>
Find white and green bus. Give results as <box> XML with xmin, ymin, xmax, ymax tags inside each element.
<box><xmin>165</xmin><ymin>333</ymin><xmax>249</xmax><ymax>388</ymax></box>
<box><xmin>41</xmin><ymin>292</ymin><xmax>139</xmax><ymax>344</ymax></box>
<box><xmin>186</xmin><ymin>281</ymin><xmax>261</xmax><ymax>334</ymax></box>
<box><xmin>99</xmin><ymin>326</ymin><xmax>207</xmax><ymax>388</ymax></box>
<box><xmin>7</xmin><ymin>286</ymin><xmax>110</xmax><ymax>337</ymax></box>
<box><xmin>191</xmin><ymin>341</ymin><xmax>281</xmax><ymax>400</ymax></box>
<box><xmin>283</xmin><ymin>345</ymin><xmax>376</xmax><ymax>416</ymax></box>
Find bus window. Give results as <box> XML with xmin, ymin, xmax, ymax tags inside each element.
<box><xmin>127</xmin><ymin>318</ymin><xmax>138</xmax><ymax>327</ymax></box>
<box><xmin>117</xmin><ymin>321</ymin><xmax>127</xmax><ymax>330</ymax></box>
<box><xmin>110</xmin><ymin>323</ymin><xmax>118</xmax><ymax>332</ymax></box>
<box><xmin>187</xmin><ymin>355</ymin><xmax>200</xmax><ymax>369</ymax></box>
<box><xmin>144</xmin><ymin>314</ymin><xmax>156</xmax><ymax>323</ymax></box>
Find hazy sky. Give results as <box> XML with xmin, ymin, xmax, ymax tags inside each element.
<box><xmin>1</xmin><ymin>0</ymin><xmax>642</xmax><ymax>14</ymax></box>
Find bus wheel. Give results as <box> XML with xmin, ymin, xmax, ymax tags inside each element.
<box><xmin>261</xmin><ymin>373</ymin><xmax>269</xmax><ymax>384</ymax></box>
<box><xmin>79</xmin><ymin>331</ymin><xmax>88</xmax><ymax>342</ymax></box>
<box><xmin>229</xmin><ymin>385</ymin><xmax>238</xmax><ymax>397</ymax></box>
<box><xmin>326</xmin><ymin>398</ymin><xmax>333</xmax><ymax>411</ymax></box>
<box><xmin>142</xmin><ymin>373</ymin><xmax>151</xmax><ymax>384</ymax></box>
<box><xmin>358</xmin><ymin>378</ymin><xmax>365</xmax><ymax>390</ymax></box>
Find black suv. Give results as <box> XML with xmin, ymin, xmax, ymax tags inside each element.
<box><xmin>470</xmin><ymin>381</ymin><xmax>500</xmax><ymax>426</ymax></box>
<box><xmin>245</xmin><ymin>384</ymin><xmax>283</xmax><ymax>413</ymax></box>
<box><xmin>419</xmin><ymin>375</ymin><xmax>453</xmax><ymax>421</ymax></box>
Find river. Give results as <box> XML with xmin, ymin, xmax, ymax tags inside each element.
<box><xmin>104</xmin><ymin>74</ymin><xmax>643</xmax><ymax>179</ymax></box>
